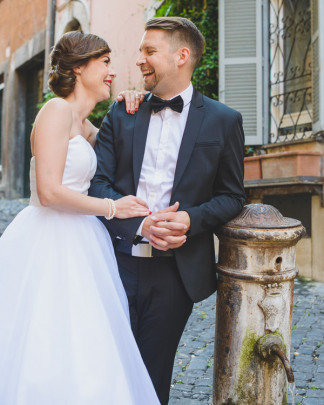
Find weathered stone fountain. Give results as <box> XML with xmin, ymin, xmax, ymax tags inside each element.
<box><xmin>213</xmin><ymin>204</ymin><xmax>305</xmax><ymax>405</ymax></box>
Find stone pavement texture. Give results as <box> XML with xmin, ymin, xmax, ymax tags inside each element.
<box><xmin>1</xmin><ymin>199</ymin><xmax>324</xmax><ymax>405</ymax></box>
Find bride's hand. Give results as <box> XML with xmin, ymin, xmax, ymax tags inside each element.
<box><xmin>116</xmin><ymin>90</ymin><xmax>146</xmax><ymax>114</ymax></box>
<box><xmin>114</xmin><ymin>195</ymin><xmax>150</xmax><ymax>219</ymax></box>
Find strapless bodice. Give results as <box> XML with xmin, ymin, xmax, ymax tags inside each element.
<box><xmin>29</xmin><ymin>135</ymin><xmax>97</xmax><ymax>207</ymax></box>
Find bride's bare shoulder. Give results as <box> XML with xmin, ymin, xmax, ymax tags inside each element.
<box><xmin>38</xmin><ymin>97</ymin><xmax>72</xmax><ymax>117</ymax></box>
<box><xmin>34</xmin><ymin>97</ymin><xmax>73</xmax><ymax>135</ymax></box>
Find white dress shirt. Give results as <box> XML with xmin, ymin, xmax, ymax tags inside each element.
<box><xmin>136</xmin><ymin>83</ymin><xmax>193</xmax><ymax>237</ymax></box>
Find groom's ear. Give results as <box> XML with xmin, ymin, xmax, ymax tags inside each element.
<box><xmin>176</xmin><ymin>47</ymin><xmax>190</xmax><ymax>67</ymax></box>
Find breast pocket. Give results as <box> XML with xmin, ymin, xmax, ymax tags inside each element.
<box><xmin>189</xmin><ymin>141</ymin><xmax>221</xmax><ymax>175</ymax></box>
<box><xmin>194</xmin><ymin>141</ymin><xmax>221</xmax><ymax>148</ymax></box>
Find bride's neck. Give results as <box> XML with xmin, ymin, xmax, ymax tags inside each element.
<box><xmin>65</xmin><ymin>93</ymin><xmax>96</xmax><ymax>124</ymax></box>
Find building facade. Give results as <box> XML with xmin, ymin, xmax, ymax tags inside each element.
<box><xmin>219</xmin><ymin>0</ymin><xmax>324</xmax><ymax>280</ymax></box>
<box><xmin>0</xmin><ymin>0</ymin><xmax>163</xmax><ymax>199</ymax></box>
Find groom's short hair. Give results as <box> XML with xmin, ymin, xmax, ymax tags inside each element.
<box><xmin>145</xmin><ymin>17</ymin><xmax>205</xmax><ymax>69</ymax></box>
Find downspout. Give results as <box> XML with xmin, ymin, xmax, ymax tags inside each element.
<box><xmin>43</xmin><ymin>0</ymin><xmax>56</xmax><ymax>94</ymax></box>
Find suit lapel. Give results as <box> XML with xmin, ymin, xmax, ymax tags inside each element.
<box><xmin>132</xmin><ymin>99</ymin><xmax>152</xmax><ymax>190</ymax></box>
<box><xmin>172</xmin><ymin>89</ymin><xmax>205</xmax><ymax>194</ymax></box>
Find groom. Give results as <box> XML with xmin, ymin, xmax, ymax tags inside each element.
<box><xmin>89</xmin><ymin>17</ymin><xmax>245</xmax><ymax>405</ymax></box>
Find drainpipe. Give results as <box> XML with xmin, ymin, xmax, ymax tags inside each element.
<box><xmin>43</xmin><ymin>0</ymin><xmax>56</xmax><ymax>94</ymax></box>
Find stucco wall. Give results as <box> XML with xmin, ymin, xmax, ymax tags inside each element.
<box><xmin>0</xmin><ymin>0</ymin><xmax>47</xmax><ymax>62</ymax></box>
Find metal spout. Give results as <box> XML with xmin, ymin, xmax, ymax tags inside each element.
<box><xmin>271</xmin><ymin>345</ymin><xmax>295</xmax><ymax>383</ymax></box>
<box><xmin>256</xmin><ymin>334</ymin><xmax>295</xmax><ymax>383</ymax></box>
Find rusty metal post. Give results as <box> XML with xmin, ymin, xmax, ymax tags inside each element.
<box><xmin>213</xmin><ymin>204</ymin><xmax>305</xmax><ymax>405</ymax></box>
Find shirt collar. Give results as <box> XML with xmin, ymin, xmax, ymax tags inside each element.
<box><xmin>169</xmin><ymin>82</ymin><xmax>193</xmax><ymax>108</ymax></box>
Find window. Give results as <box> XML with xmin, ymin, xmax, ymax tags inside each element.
<box><xmin>269</xmin><ymin>0</ymin><xmax>312</xmax><ymax>143</ymax></box>
<box><xmin>64</xmin><ymin>18</ymin><xmax>82</xmax><ymax>33</ymax></box>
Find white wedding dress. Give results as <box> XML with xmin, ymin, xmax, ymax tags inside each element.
<box><xmin>0</xmin><ymin>135</ymin><xmax>160</xmax><ymax>405</ymax></box>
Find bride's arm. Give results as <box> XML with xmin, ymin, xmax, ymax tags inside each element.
<box><xmin>33</xmin><ymin>98</ymin><xmax>149</xmax><ymax>219</ymax></box>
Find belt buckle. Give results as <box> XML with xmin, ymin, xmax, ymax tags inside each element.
<box><xmin>131</xmin><ymin>243</ymin><xmax>153</xmax><ymax>257</ymax></box>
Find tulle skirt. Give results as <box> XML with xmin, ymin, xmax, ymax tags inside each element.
<box><xmin>0</xmin><ymin>205</ymin><xmax>160</xmax><ymax>404</ymax></box>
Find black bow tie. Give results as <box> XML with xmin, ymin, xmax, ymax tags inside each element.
<box><xmin>150</xmin><ymin>95</ymin><xmax>184</xmax><ymax>114</ymax></box>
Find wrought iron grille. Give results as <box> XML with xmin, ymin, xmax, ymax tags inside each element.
<box><xmin>269</xmin><ymin>0</ymin><xmax>312</xmax><ymax>143</ymax></box>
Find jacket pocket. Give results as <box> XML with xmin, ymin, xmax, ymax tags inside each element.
<box><xmin>194</xmin><ymin>140</ymin><xmax>221</xmax><ymax>148</ymax></box>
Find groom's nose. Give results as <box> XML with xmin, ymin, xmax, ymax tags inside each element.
<box><xmin>136</xmin><ymin>54</ymin><xmax>146</xmax><ymax>66</ymax></box>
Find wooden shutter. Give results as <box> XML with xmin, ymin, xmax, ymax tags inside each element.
<box><xmin>219</xmin><ymin>0</ymin><xmax>264</xmax><ymax>145</ymax></box>
<box><xmin>312</xmin><ymin>0</ymin><xmax>323</xmax><ymax>133</ymax></box>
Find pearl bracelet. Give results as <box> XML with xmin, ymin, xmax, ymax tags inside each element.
<box><xmin>104</xmin><ymin>198</ymin><xmax>116</xmax><ymax>220</ymax></box>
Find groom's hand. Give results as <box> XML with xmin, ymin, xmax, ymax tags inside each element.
<box><xmin>141</xmin><ymin>203</ymin><xmax>188</xmax><ymax>250</ymax></box>
<box><xmin>149</xmin><ymin>211</ymin><xmax>190</xmax><ymax>250</ymax></box>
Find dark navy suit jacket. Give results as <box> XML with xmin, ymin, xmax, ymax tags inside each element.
<box><xmin>88</xmin><ymin>89</ymin><xmax>245</xmax><ymax>302</ymax></box>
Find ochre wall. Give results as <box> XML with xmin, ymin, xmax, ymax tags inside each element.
<box><xmin>0</xmin><ymin>0</ymin><xmax>47</xmax><ymax>62</ymax></box>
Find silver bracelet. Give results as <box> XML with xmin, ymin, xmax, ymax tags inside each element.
<box><xmin>104</xmin><ymin>198</ymin><xmax>116</xmax><ymax>220</ymax></box>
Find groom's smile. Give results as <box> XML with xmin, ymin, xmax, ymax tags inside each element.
<box><xmin>141</xmin><ymin>68</ymin><xmax>155</xmax><ymax>79</ymax></box>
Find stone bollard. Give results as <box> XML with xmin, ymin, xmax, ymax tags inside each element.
<box><xmin>213</xmin><ymin>204</ymin><xmax>305</xmax><ymax>405</ymax></box>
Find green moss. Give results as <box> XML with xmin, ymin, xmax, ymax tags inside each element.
<box><xmin>235</xmin><ymin>331</ymin><xmax>259</xmax><ymax>402</ymax></box>
<box><xmin>234</xmin><ymin>331</ymin><xmax>288</xmax><ymax>404</ymax></box>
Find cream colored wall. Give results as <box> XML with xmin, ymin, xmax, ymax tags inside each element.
<box><xmin>311</xmin><ymin>195</ymin><xmax>324</xmax><ymax>281</ymax></box>
<box><xmin>296</xmin><ymin>237</ymin><xmax>312</xmax><ymax>279</ymax></box>
<box><xmin>294</xmin><ymin>195</ymin><xmax>324</xmax><ymax>281</ymax></box>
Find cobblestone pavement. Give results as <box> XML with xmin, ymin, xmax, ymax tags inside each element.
<box><xmin>1</xmin><ymin>200</ymin><xmax>324</xmax><ymax>405</ymax></box>
<box><xmin>0</xmin><ymin>199</ymin><xmax>28</xmax><ymax>235</ymax></box>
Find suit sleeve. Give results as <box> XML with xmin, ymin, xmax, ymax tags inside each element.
<box><xmin>185</xmin><ymin>112</ymin><xmax>245</xmax><ymax>236</ymax></box>
<box><xmin>88</xmin><ymin>103</ymin><xmax>143</xmax><ymax>244</ymax></box>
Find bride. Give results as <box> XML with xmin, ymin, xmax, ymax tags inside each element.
<box><xmin>0</xmin><ymin>31</ymin><xmax>160</xmax><ymax>404</ymax></box>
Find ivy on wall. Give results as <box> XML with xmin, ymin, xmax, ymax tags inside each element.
<box><xmin>155</xmin><ymin>0</ymin><xmax>218</xmax><ymax>99</ymax></box>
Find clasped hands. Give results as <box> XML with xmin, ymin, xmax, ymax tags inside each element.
<box><xmin>141</xmin><ymin>202</ymin><xmax>190</xmax><ymax>251</ymax></box>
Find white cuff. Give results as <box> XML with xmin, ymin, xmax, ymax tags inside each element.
<box><xmin>136</xmin><ymin>218</ymin><xmax>146</xmax><ymax>236</ymax></box>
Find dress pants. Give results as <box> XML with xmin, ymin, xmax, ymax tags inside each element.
<box><xmin>115</xmin><ymin>251</ymin><xmax>193</xmax><ymax>405</ymax></box>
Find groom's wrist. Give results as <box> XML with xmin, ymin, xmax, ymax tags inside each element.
<box><xmin>133</xmin><ymin>218</ymin><xmax>147</xmax><ymax>244</ymax></box>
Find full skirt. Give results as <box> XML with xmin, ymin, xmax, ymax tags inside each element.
<box><xmin>0</xmin><ymin>205</ymin><xmax>160</xmax><ymax>405</ymax></box>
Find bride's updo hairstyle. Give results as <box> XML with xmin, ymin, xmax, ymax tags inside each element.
<box><xmin>48</xmin><ymin>31</ymin><xmax>111</xmax><ymax>97</ymax></box>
